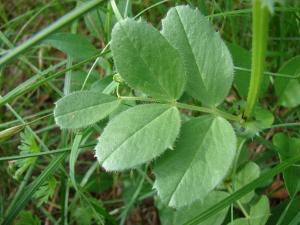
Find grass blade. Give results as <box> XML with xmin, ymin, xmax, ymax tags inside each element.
<box><xmin>0</xmin><ymin>0</ymin><xmax>104</xmax><ymax>67</ymax></box>
<box><xmin>2</xmin><ymin>153</ymin><xmax>67</xmax><ymax>225</ymax></box>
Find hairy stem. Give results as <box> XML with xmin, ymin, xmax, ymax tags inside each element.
<box><xmin>244</xmin><ymin>0</ymin><xmax>270</xmax><ymax>120</ymax></box>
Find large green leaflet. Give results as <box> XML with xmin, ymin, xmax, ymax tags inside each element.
<box><xmin>111</xmin><ymin>18</ymin><xmax>186</xmax><ymax>101</ymax></box>
<box><xmin>154</xmin><ymin>116</ymin><xmax>236</xmax><ymax>208</ymax></box>
<box><xmin>95</xmin><ymin>104</ymin><xmax>181</xmax><ymax>171</ymax></box>
<box><xmin>161</xmin><ymin>5</ymin><xmax>233</xmax><ymax>106</ymax></box>
<box><xmin>54</xmin><ymin>91</ymin><xmax>120</xmax><ymax>129</ymax></box>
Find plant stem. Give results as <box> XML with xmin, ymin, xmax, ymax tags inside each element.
<box><xmin>176</xmin><ymin>102</ymin><xmax>241</xmax><ymax>122</ymax></box>
<box><xmin>244</xmin><ymin>0</ymin><xmax>270</xmax><ymax>121</ymax></box>
<box><xmin>118</xmin><ymin>96</ymin><xmax>242</xmax><ymax>122</ymax></box>
<box><xmin>226</xmin><ymin>185</ymin><xmax>250</xmax><ymax>218</ymax></box>
<box><xmin>119</xmin><ymin>96</ymin><xmax>159</xmax><ymax>103</ymax></box>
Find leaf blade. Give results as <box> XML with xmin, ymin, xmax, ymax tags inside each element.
<box><xmin>161</xmin><ymin>5</ymin><xmax>234</xmax><ymax>106</ymax></box>
<box><xmin>54</xmin><ymin>91</ymin><xmax>120</xmax><ymax>129</ymax></box>
<box><xmin>111</xmin><ymin>18</ymin><xmax>186</xmax><ymax>101</ymax></box>
<box><xmin>154</xmin><ymin>115</ymin><xmax>236</xmax><ymax>208</ymax></box>
<box><xmin>95</xmin><ymin>104</ymin><xmax>181</xmax><ymax>171</ymax></box>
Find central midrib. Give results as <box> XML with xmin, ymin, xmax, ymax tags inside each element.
<box><xmin>167</xmin><ymin>117</ymin><xmax>215</xmax><ymax>206</ymax></box>
<box><xmin>172</xmin><ymin>8</ymin><xmax>209</xmax><ymax>92</ymax></box>
<box><xmin>101</xmin><ymin>106</ymin><xmax>175</xmax><ymax>163</ymax></box>
<box><xmin>117</xmin><ymin>20</ymin><xmax>174</xmax><ymax>100</ymax></box>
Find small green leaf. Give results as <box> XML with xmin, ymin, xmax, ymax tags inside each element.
<box><xmin>54</xmin><ymin>91</ymin><xmax>120</xmax><ymax>129</ymax></box>
<box><xmin>74</xmin><ymin>207</ymin><xmax>94</xmax><ymax>225</ymax></box>
<box><xmin>249</xmin><ymin>195</ymin><xmax>270</xmax><ymax>225</ymax></box>
<box><xmin>13</xmin><ymin>129</ymin><xmax>40</xmax><ymax>180</ymax></box>
<box><xmin>154</xmin><ymin>116</ymin><xmax>236</xmax><ymax>208</ymax></box>
<box><xmin>95</xmin><ymin>104</ymin><xmax>181</xmax><ymax>171</ymax></box>
<box><xmin>43</xmin><ymin>33</ymin><xmax>98</xmax><ymax>60</ymax></box>
<box><xmin>158</xmin><ymin>191</ymin><xmax>229</xmax><ymax>225</ymax></box>
<box><xmin>237</xmin><ymin>106</ymin><xmax>274</xmax><ymax>138</ymax></box>
<box><xmin>228</xmin><ymin>195</ymin><xmax>270</xmax><ymax>225</ymax></box>
<box><xmin>273</xmin><ymin>133</ymin><xmax>300</xmax><ymax>196</ymax></box>
<box><xmin>33</xmin><ymin>177</ymin><xmax>56</xmax><ymax>207</ymax></box>
<box><xmin>234</xmin><ymin>162</ymin><xmax>260</xmax><ymax>203</ymax></box>
<box><xmin>15</xmin><ymin>211</ymin><xmax>41</xmax><ymax>225</ymax></box>
<box><xmin>161</xmin><ymin>5</ymin><xmax>233</xmax><ymax>106</ymax></box>
<box><xmin>274</xmin><ymin>55</ymin><xmax>300</xmax><ymax>108</ymax></box>
<box><xmin>111</xmin><ymin>18</ymin><xmax>186</xmax><ymax>101</ymax></box>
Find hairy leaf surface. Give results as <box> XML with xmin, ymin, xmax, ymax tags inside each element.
<box><xmin>111</xmin><ymin>18</ymin><xmax>186</xmax><ymax>101</ymax></box>
<box><xmin>154</xmin><ymin>115</ymin><xmax>236</xmax><ymax>208</ymax></box>
<box><xmin>161</xmin><ymin>5</ymin><xmax>233</xmax><ymax>106</ymax></box>
<box><xmin>54</xmin><ymin>91</ymin><xmax>120</xmax><ymax>129</ymax></box>
<box><xmin>96</xmin><ymin>104</ymin><xmax>181</xmax><ymax>171</ymax></box>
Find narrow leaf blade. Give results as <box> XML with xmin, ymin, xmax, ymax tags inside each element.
<box><xmin>43</xmin><ymin>33</ymin><xmax>98</xmax><ymax>60</ymax></box>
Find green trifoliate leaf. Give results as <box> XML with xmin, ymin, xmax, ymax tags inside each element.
<box><xmin>161</xmin><ymin>5</ymin><xmax>234</xmax><ymax>106</ymax></box>
<box><xmin>54</xmin><ymin>91</ymin><xmax>120</xmax><ymax>129</ymax></box>
<box><xmin>273</xmin><ymin>133</ymin><xmax>300</xmax><ymax>196</ymax></box>
<box><xmin>249</xmin><ymin>195</ymin><xmax>270</xmax><ymax>225</ymax></box>
<box><xmin>96</xmin><ymin>104</ymin><xmax>181</xmax><ymax>171</ymax></box>
<box><xmin>111</xmin><ymin>18</ymin><xmax>186</xmax><ymax>101</ymax></box>
<box><xmin>158</xmin><ymin>191</ymin><xmax>229</xmax><ymax>225</ymax></box>
<box><xmin>274</xmin><ymin>55</ymin><xmax>300</xmax><ymax>108</ymax></box>
<box><xmin>228</xmin><ymin>195</ymin><xmax>270</xmax><ymax>225</ymax></box>
<box><xmin>43</xmin><ymin>33</ymin><xmax>98</xmax><ymax>60</ymax></box>
<box><xmin>234</xmin><ymin>162</ymin><xmax>260</xmax><ymax>203</ymax></box>
<box><xmin>154</xmin><ymin>115</ymin><xmax>236</xmax><ymax>208</ymax></box>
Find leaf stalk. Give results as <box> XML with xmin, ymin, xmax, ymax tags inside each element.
<box><xmin>118</xmin><ymin>96</ymin><xmax>242</xmax><ymax>122</ymax></box>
